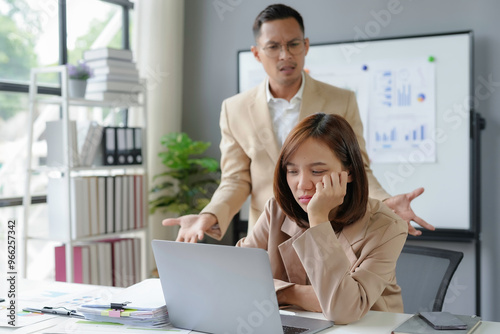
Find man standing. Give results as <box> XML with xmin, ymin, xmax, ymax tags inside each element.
<box><xmin>164</xmin><ymin>4</ymin><xmax>434</xmax><ymax>242</ymax></box>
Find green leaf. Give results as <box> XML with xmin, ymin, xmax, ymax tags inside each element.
<box><xmin>150</xmin><ymin>131</ymin><xmax>220</xmax><ymax>216</ymax></box>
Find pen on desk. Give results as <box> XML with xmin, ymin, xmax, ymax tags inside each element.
<box><xmin>23</xmin><ymin>307</ymin><xmax>85</xmax><ymax>319</ymax></box>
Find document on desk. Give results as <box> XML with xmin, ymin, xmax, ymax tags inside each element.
<box><xmin>1</xmin><ymin>280</ymin><xmax>113</xmax><ymax>328</ymax></box>
<box><xmin>41</xmin><ymin>318</ymin><xmax>192</xmax><ymax>333</ymax></box>
<box><xmin>77</xmin><ymin>278</ymin><xmax>169</xmax><ymax>328</ymax></box>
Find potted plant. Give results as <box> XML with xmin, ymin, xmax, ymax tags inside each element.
<box><xmin>67</xmin><ymin>60</ymin><xmax>93</xmax><ymax>98</ymax></box>
<box><xmin>149</xmin><ymin>132</ymin><xmax>220</xmax><ymax>216</ymax></box>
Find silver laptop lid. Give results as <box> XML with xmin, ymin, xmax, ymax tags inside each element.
<box><xmin>152</xmin><ymin>240</ymin><xmax>283</xmax><ymax>334</ymax></box>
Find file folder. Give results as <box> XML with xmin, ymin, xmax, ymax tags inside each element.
<box><xmin>116</xmin><ymin>127</ymin><xmax>127</xmax><ymax>165</ymax></box>
<box><xmin>126</xmin><ymin>127</ymin><xmax>135</xmax><ymax>164</ymax></box>
<box><xmin>133</xmin><ymin>127</ymin><xmax>143</xmax><ymax>164</ymax></box>
<box><xmin>102</xmin><ymin>127</ymin><xmax>117</xmax><ymax>165</ymax></box>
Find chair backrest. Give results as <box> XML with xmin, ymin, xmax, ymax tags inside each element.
<box><xmin>396</xmin><ymin>245</ymin><xmax>463</xmax><ymax>314</ymax></box>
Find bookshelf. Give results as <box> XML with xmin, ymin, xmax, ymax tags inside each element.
<box><xmin>23</xmin><ymin>65</ymin><xmax>149</xmax><ymax>284</ymax></box>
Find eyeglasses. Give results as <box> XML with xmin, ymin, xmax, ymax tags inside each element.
<box><xmin>260</xmin><ymin>39</ymin><xmax>306</xmax><ymax>57</ymax></box>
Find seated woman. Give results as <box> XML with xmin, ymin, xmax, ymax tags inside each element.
<box><xmin>236</xmin><ymin>113</ymin><xmax>408</xmax><ymax>324</ymax></box>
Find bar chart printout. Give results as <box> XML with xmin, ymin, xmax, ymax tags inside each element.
<box><xmin>368</xmin><ymin>59</ymin><xmax>436</xmax><ymax>163</ymax></box>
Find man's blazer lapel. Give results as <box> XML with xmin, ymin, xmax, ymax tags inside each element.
<box><xmin>299</xmin><ymin>73</ymin><xmax>327</xmax><ymax>120</ymax></box>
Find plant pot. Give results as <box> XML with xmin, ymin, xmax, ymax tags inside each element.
<box><xmin>68</xmin><ymin>79</ymin><xmax>87</xmax><ymax>98</ymax></box>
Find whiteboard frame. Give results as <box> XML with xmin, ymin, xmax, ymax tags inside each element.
<box><xmin>237</xmin><ymin>31</ymin><xmax>477</xmax><ymax>240</ymax></box>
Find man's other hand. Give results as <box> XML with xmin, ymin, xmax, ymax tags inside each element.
<box><xmin>384</xmin><ymin>187</ymin><xmax>436</xmax><ymax>236</ymax></box>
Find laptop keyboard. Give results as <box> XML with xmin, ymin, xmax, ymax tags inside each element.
<box><xmin>282</xmin><ymin>325</ymin><xmax>308</xmax><ymax>334</ymax></box>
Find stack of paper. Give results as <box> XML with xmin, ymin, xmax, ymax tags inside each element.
<box><xmin>83</xmin><ymin>47</ymin><xmax>141</xmax><ymax>102</ymax></box>
<box><xmin>77</xmin><ymin>279</ymin><xmax>169</xmax><ymax>328</ymax></box>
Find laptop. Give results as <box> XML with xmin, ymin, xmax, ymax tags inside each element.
<box><xmin>152</xmin><ymin>239</ymin><xmax>334</xmax><ymax>334</ymax></box>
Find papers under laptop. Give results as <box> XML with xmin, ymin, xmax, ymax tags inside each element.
<box><xmin>152</xmin><ymin>239</ymin><xmax>334</xmax><ymax>334</ymax></box>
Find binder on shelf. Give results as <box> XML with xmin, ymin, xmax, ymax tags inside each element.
<box><xmin>88</xmin><ymin>177</ymin><xmax>99</xmax><ymax>236</ymax></box>
<box><xmin>105</xmin><ymin>176</ymin><xmax>115</xmax><ymax>234</ymax></box>
<box><xmin>102</xmin><ymin>127</ymin><xmax>117</xmax><ymax>165</ymax></box>
<box><xmin>48</xmin><ymin>177</ymin><xmax>90</xmax><ymax>240</ymax></box>
<box><xmin>122</xmin><ymin>239</ymin><xmax>133</xmax><ymax>286</ymax></box>
<box><xmin>96</xmin><ymin>242</ymin><xmax>113</xmax><ymax>286</ymax></box>
<box><xmin>55</xmin><ymin>244</ymin><xmax>91</xmax><ymax>284</ymax></box>
<box><xmin>116</xmin><ymin>127</ymin><xmax>127</xmax><ymax>165</ymax></box>
<box><xmin>73</xmin><ymin>177</ymin><xmax>91</xmax><ymax>238</ymax></box>
<box><xmin>97</xmin><ymin>177</ymin><xmax>106</xmax><ymax>234</ymax></box>
<box><xmin>128</xmin><ymin>175</ymin><xmax>135</xmax><ymax>230</ymax></box>
<box><xmin>126</xmin><ymin>127</ymin><xmax>135</xmax><ymax>164</ymax></box>
<box><xmin>46</xmin><ymin>120</ymin><xmax>79</xmax><ymax>167</ymax></box>
<box><xmin>122</xmin><ymin>175</ymin><xmax>129</xmax><ymax>231</ymax></box>
<box><xmin>78</xmin><ymin>121</ymin><xmax>104</xmax><ymax>167</ymax></box>
<box><xmin>95</xmin><ymin>242</ymin><xmax>113</xmax><ymax>286</ymax></box>
<box><xmin>133</xmin><ymin>127</ymin><xmax>143</xmax><ymax>164</ymax></box>
<box><xmin>95</xmin><ymin>239</ymin><xmax>121</xmax><ymax>287</ymax></box>
<box><xmin>133</xmin><ymin>238</ymin><xmax>141</xmax><ymax>282</ymax></box>
<box><xmin>87</xmin><ymin>242</ymin><xmax>99</xmax><ymax>285</ymax></box>
<box><xmin>114</xmin><ymin>176</ymin><xmax>123</xmax><ymax>232</ymax></box>
<box><xmin>134</xmin><ymin>175</ymin><xmax>142</xmax><ymax>229</ymax></box>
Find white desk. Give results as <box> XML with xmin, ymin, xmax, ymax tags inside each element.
<box><xmin>2</xmin><ymin>280</ymin><xmax>500</xmax><ymax>333</ymax></box>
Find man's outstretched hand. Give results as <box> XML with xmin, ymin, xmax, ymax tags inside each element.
<box><xmin>162</xmin><ymin>213</ymin><xmax>218</xmax><ymax>243</ymax></box>
<box><xmin>384</xmin><ymin>187</ymin><xmax>435</xmax><ymax>236</ymax></box>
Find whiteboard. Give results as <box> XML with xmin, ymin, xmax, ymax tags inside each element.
<box><xmin>238</xmin><ymin>32</ymin><xmax>473</xmax><ymax>232</ymax></box>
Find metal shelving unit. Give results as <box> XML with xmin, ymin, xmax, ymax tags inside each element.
<box><xmin>23</xmin><ymin>65</ymin><xmax>148</xmax><ymax>283</ymax></box>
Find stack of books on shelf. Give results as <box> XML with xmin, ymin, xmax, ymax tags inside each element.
<box><xmin>55</xmin><ymin>237</ymin><xmax>141</xmax><ymax>287</ymax></box>
<box><xmin>48</xmin><ymin>174</ymin><xmax>146</xmax><ymax>240</ymax></box>
<box><xmin>83</xmin><ymin>47</ymin><xmax>141</xmax><ymax>102</ymax></box>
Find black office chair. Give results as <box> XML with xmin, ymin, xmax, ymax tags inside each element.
<box><xmin>396</xmin><ymin>245</ymin><xmax>463</xmax><ymax>314</ymax></box>
<box><xmin>232</xmin><ymin>212</ymin><xmax>248</xmax><ymax>243</ymax></box>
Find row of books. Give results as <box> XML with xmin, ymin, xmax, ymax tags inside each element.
<box><xmin>55</xmin><ymin>237</ymin><xmax>141</xmax><ymax>287</ymax></box>
<box><xmin>83</xmin><ymin>47</ymin><xmax>141</xmax><ymax>102</ymax></box>
<box><xmin>46</xmin><ymin>120</ymin><xmax>143</xmax><ymax>167</ymax></box>
<box><xmin>48</xmin><ymin>174</ymin><xmax>145</xmax><ymax>240</ymax></box>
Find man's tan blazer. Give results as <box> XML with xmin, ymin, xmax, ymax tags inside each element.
<box><xmin>236</xmin><ymin>197</ymin><xmax>408</xmax><ymax>324</ymax></box>
<box><xmin>202</xmin><ymin>73</ymin><xmax>390</xmax><ymax>240</ymax></box>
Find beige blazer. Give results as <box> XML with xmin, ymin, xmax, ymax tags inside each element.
<box><xmin>236</xmin><ymin>197</ymin><xmax>408</xmax><ymax>324</ymax></box>
<box><xmin>202</xmin><ymin>73</ymin><xmax>390</xmax><ymax>239</ymax></box>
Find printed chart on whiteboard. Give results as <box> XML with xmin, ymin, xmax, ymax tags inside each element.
<box><xmin>367</xmin><ymin>58</ymin><xmax>436</xmax><ymax>163</ymax></box>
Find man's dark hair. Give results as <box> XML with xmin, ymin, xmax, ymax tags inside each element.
<box><xmin>252</xmin><ymin>4</ymin><xmax>304</xmax><ymax>40</ymax></box>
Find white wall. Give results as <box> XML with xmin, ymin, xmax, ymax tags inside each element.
<box><xmin>181</xmin><ymin>0</ymin><xmax>500</xmax><ymax>321</ymax></box>
<box><xmin>134</xmin><ymin>0</ymin><xmax>185</xmax><ymax>272</ymax></box>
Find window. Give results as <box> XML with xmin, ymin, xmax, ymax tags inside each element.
<box><xmin>0</xmin><ymin>0</ymin><xmax>135</xmax><ymax>280</ymax></box>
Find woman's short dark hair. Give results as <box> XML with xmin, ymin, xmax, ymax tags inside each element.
<box><xmin>273</xmin><ymin>113</ymin><xmax>369</xmax><ymax>231</ymax></box>
<box><xmin>253</xmin><ymin>4</ymin><xmax>304</xmax><ymax>40</ymax></box>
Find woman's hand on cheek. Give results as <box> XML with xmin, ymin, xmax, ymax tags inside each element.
<box><xmin>307</xmin><ymin>171</ymin><xmax>348</xmax><ymax>227</ymax></box>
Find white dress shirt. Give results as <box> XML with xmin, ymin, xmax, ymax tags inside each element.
<box><xmin>266</xmin><ymin>72</ymin><xmax>305</xmax><ymax>147</ymax></box>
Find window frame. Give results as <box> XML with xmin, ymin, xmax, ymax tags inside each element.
<box><xmin>0</xmin><ymin>0</ymin><xmax>134</xmax><ymax>208</ymax></box>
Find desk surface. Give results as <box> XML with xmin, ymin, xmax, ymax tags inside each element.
<box><xmin>2</xmin><ymin>280</ymin><xmax>499</xmax><ymax>333</ymax></box>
